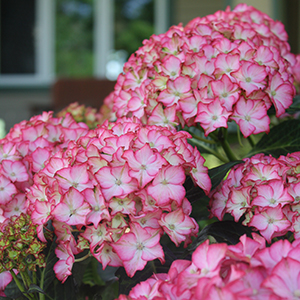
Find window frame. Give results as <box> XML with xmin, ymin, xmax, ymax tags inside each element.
<box><xmin>93</xmin><ymin>0</ymin><xmax>170</xmax><ymax>78</ymax></box>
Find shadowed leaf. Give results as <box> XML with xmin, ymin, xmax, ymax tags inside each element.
<box><xmin>209</xmin><ymin>160</ymin><xmax>244</xmax><ymax>191</ymax></box>
<box><xmin>286</xmin><ymin>95</ymin><xmax>300</xmax><ymax>114</ymax></box>
<box><xmin>50</xmin><ymin>275</ymin><xmax>78</xmax><ymax>300</ymax></box>
<box><xmin>27</xmin><ymin>284</ymin><xmax>46</xmax><ymax>295</ymax></box>
<box><xmin>187</xmin><ymin>220</ymin><xmax>254</xmax><ymax>254</ymax></box>
<box><xmin>248</xmin><ymin>119</ymin><xmax>300</xmax><ymax>157</ymax></box>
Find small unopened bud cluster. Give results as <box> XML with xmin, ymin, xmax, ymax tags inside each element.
<box><xmin>0</xmin><ymin>213</ymin><xmax>48</xmax><ymax>272</ymax></box>
<box><xmin>56</xmin><ymin>102</ymin><xmax>103</xmax><ymax>129</ymax></box>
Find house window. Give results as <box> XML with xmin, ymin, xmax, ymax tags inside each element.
<box><xmin>0</xmin><ymin>0</ymin><xmax>169</xmax><ymax>86</ymax></box>
<box><xmin>1</xmin><ymin>0</ymin><xmax>36</xmax><ymax>74</ymax></box>
<box><xmin>0</xmin><ymin>0</ymin><xmax>55</xmax><ymax>87</ymax></box>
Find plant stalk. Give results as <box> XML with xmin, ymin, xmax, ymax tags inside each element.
<box><xmin>10</xmin><ymin>271</ymin><xmax>35</xmax><ymax>300</ymax></box>
<box><xmin>218</xmin><ymin>128</ymin><xmax>239</xmax><ymax>162</ymax></box>
<box><xmin>247</xmin><ymin>135</ymin><xmax>256</xmax><ymax>147</ymax></box>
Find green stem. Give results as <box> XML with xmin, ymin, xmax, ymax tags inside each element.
<box><xmin>10</xmin><ymin>271</ymin><xmax>34</xmax><ymax>300</ymax></box>
<box><xmin>39</xmin><ymin>293</ymin><xmax>45</xmax><ymax>300</ymax></box>
<box><xmin>150</xmin><ymin>260</ymin><xmax>157</xmax><ymax>274</ymax></box>
<box><xmin>219</xmin><ymin>128</ymin><xmax>239</xmax><ymax>161</ymax></box>
<box><xmin>189</xmin><ymin>137</ymin><xmax>228</xmax><ymax>163</ymax></box>
<box><xmin>38</xmin><ymin>272</ymin><xmax>46</xmax><ymax>300</ymax></box>
<box><xmin>236</xmin><ymin>126</ymin><xmax>243</xmax><ymax>148</ymax></box>
<box><xmin>39</xmin><ymin>265</ymin><xmax>47</xmax><ymax>300</ymax></box>
<box><xmin>39</xmin><ymin>267</ymin><xmax>45</xmax><ymax>292</ymax></box>
<box><xmin>20</xmin><ymin>270</ymin><xmax>32</xmax><ymax>290</ymax></box>
<box><xmin>38</xmin><ymin>268</ymin><xmax>54</xmax><ymax>300</ymax></box>
<box><xmin>247</xmin><ymin>135</ymin><xmax>256</xmax><ymax>148</ymax></box>
<box><xmin>189</xmin><ymin>132</ymin><xmax>217</xmax><ymax>145</ymax></box>
<box><xmin>74</xmin><ymin>251</ymin><xmax>90</xmax><ymax>263</ymax></box>
<box><xmin>32</xmin><ymin>270</ymin><xmax>37</xmax><ymax>285</ymax></box>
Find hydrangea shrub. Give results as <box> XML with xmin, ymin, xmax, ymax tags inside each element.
<box><xmin>1</xmin><ymin>3</ymin><xmax>300</xmax><ymax>300</ymax></box>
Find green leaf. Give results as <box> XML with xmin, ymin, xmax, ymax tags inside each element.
<box><xmin>0</xmin><ymin>297</ymin><xmax>25</xmax><ymax>300</ymax></box>
<box><xmin>190</xmin><ymin>195</ymin><xmax>211</xmax><ymax>220</ymax></box>
<box><xmin>208</xmin><ymin>160</ymin><xmax>244</xmax><ymax>191</ymax></box>
<box><xmin>96</xmin><ymin>264</ymin><xmax>119</xmax><ymax>283</ymax></box>
<box><xmin>184</xmin><ymin>176</ymin><xmax>206</xmax><ymax>202</ymax></box>
<box><xmin>72</xmin><ymin>250</ymin><xmax>91</xmax><ymax>286</ymax></box>
<box><xmin>50</xmin><ymin>275</ymin><xmax>78</xmax><ymax>300</ymax></box>
<box><xmin>78</xmin><ymin>278</ymin><xmax>119</xmax><ymax>300</ymax></box>
<box><xmin>95</xmin><ymin>281</ymin><xmax>119</xmax><ymax>300</ymax></box>
<box><xmin>187</xmin><ymin>220</ymin><xmax>254</xmax><ymax>253</ymax></box>
<box><xmin>82</xmin><ymin>257</ymin><xmax>105</xmax><ymax>287</ymax></box>
<box><xmin>248</xmin><ymin>119</ymin><xmax>300</xmax><ymax>157</ymax></box>
<box><xmin>39</xmin><ymin>238</ymin><xmax>77</xmax><ymax>300</ymax></box>
<box><xmin>185</xmin><ymin>160</ymin><xmax>243</xmax><ymax>201</ymax></box>
<box><xmin>27</xmin><ymin>284</ymin><xmax>46</xmax><ymax>295</ymax></box>
<box><xmin>40</xmin><ymin>239</ymin><xmax>58</xmax><ymax>293</ymax></box>
<box><xmin>286</xmin><ymin>95</ymin><xmax>300</xmax><ymax>114</ymax></box>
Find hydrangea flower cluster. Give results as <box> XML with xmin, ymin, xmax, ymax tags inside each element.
<box><xmin>210</xmin><ymin>152</ymin><xmax>300</xmax><ymax>242</ymax></box>
<box><xmin>116</xmin><ymin>234</ymin><xmax>300</xmax><ymax>300</ymax></box>
<box><xmin>107</xmin><ymin>4</ymin><xmax>296</xmax><ymax>137</ymax></box>
<box><xmin>0</xmin><ymin>112</ymin><xmax>89</xmax><ymax>225</ymax></box>
<box><xmin>27</xmin><ymin>117</ymin><xmax>211</xmax><ymax>281</ymax></box>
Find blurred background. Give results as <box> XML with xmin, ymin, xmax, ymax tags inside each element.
<box><xmin>0</xmin><ymin>0</ymin><xmax>299</xmax><ymax>135</ymax></box>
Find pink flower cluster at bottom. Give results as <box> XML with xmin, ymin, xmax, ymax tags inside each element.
<box><xmin>116</xmin><ymin>234</ymin><xmax>300</xmax><ymax>300</ymax></box>
<box><xmin>210</xmin><ymin>152</ymin><xmax>300</xmax><ymax>242</ymax></box>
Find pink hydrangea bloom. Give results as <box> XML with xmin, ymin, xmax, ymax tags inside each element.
<box><xmin>0</xmin><ymin>111</ymin><xmax>90</xmax><ymax>224</ymax></box>
<box><xmin>106</xmin><ymin>4</ymin><xmax>295</xmax><ymax>138</ymax></box>
<box><xmin>54</xmin><ymin>242</ymin><xmax>75</xmax><ymax>283</ymax></box>
<box><xmin>0</xmin><ymin>271</ymin><xmax>13</xmax><ymax>297</ymax></box>
<box><xmin>112</xmin><ymin>223</ymin><xmax>164</xmax><ymax>277</ymax></box>
<box><xmin>27</xmin><ymin>117</ymin><xmax>210</xmax><ymax>280</ymax></box>
<box><xmin>0</xmin><ymin>111</ymin><xmax>92</xmax><ymax>288</ymax></box>
<box><xmin>210</xmin><ymin>152</ymin><xmax>300</xmax><ymax>242</ymax></box>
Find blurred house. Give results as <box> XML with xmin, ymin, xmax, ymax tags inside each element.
<box><xmin>0</xmin><ymin>0</ymin><xmax>299</xmax><ymax>133</ymax></box>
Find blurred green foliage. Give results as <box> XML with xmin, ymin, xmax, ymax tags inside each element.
<box><xmin>56</xmin><ymin>0</ymin><xmax>94</xmax><ymax>77</ymax></box>
<box><xmin>55</xmin><ymin>0</ymin><xmax>154</xmax><ymax>78</ymax></box>
<box><xmin>115</xmin><ymin>0</ymin><xmax>154</xmax><ymax>57</ymax></box>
